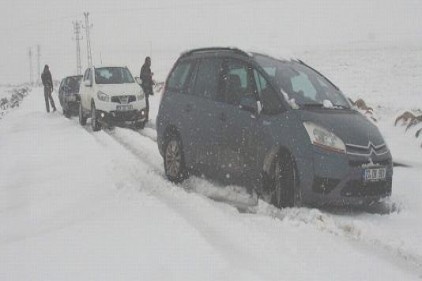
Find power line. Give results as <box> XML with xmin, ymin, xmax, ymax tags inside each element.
<box><xmin>73</xmin><ymin>21</ymin><xmax>83</xmax><ymax>75</ymax></box>
<box><xmin>83</xmin><ymin>12</ymin><xmax>93</xmax><ymax>68</ymax></box>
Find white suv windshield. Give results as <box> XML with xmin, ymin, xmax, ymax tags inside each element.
<box><xmin>255</xmin><ymin>55</ymin><xmax>350</xmax><ymax>109</ymax></box>
<box><xmin>95</xmin><ymin>67</ymin><xmax>135</xmax><ymax>84</ymax></box>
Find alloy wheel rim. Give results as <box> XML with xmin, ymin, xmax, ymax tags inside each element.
<box><xmin>166</xmin><ymin>140</ymin><xmax>182</xmax><ymax>178</ymax></box>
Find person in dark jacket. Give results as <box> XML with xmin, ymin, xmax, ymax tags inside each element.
<box><xmin>41</xmin><ymin>64</ymin><xmax>56</xmax><ymax>112</ymax></box>
<box><xmin>140</xmin><ymin>57</ymin><xmax>154</xmax><ymax>120</ymax></box>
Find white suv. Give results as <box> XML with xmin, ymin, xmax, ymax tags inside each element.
<box><xmin>79</xmin><ymin>66</ymin><xmax>147</xmax><ymax>131</ymax></box>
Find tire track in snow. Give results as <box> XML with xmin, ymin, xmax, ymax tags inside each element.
<box><xmin>81</xmin><ymin>124</ymin><xmax>277</xmax><ymax>279</ymax></box>
<box><xmin>77</xmin><ymin>118</ymin><xmax>422</xmax><ymax>276</ymax></box>
<box><xmin>254</xmin><ymin>204</ymin><xmax>422</xmax><ymax>275</ymax></box>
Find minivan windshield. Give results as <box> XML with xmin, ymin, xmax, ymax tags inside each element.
<box><xmin>95</xmin><ymin>67</ymin><xmax>135</xmax><ymax>84</ymax></box>
<box><xmin>254</xmin><ymin>55</ymin><xmax>350</xmax><ymax>109</ymax></box>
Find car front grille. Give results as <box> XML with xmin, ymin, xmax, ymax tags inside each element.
<box><xmin>345</xmin><ymin>142</ymin><xmax>389</xmax><ymax>157</ymax></box>
<box><xmin>348</xmin><ymin>158</ymin><xmax>391</xmax><ymax>168</ymax></box>
<box><xmin>111</xmin><ymin>95</ymin><xmax>136</xmax><ymax>104</ymax></box>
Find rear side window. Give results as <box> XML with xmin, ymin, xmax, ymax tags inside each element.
<box><xmin>167</xmin><ymin>60</ymin><xmax>193</xmax><ymax>91</ymax></box>
<box><xmin>193</xmin><ymin>58</ymin><xmax>222</xmax><ymax>99</ymax></box>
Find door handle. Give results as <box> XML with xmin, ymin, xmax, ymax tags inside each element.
<box><xmin>184</xmin><ymin>104</ymin><xmax>193</xmax><ymax>112</ymax></box>
<box><xmin>219</xmin><ymin>112</ymin><xmax>227</xmax><ymax>122</ymax></box>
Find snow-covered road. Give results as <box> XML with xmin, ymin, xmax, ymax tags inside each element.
<box><xmin>1</xmin><ymin>46</ymin><xmax>422</xmax><ymax>280</ymax></box>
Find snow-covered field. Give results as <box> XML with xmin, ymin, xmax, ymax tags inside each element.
<box><xmin>1</xmin><ymin>45</ymin><xmax>422</xmax><ymax>280</ymax></box>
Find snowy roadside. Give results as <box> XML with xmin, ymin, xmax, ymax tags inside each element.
<box><xmin>0</xmin><ymin>85</ymin><xmax>420</xmax><ymax>280</ymax></box>
<box><xmin>1</xmin><ymin>44</ymin><xmax>422</xmax><ymax>280</ymax></box>
<box><xmin>0</xmin><ymin>85</ymin><xmax>31</xmax><ymax>119</ymax></box>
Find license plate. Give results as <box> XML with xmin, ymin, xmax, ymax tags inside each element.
<box><xmin>116</xmin><ymin>105</ymin><xmax>133</xmax><ymax>111</ymax></box>
<box><xmin>67</xmin><ymin>96</ymin><xmax>76</xmax><ymax>102</ymax></box>
<box><xmin>364</xmin><ymin>167</ymin><xmax>386</xmax><ymax>182</ymax></box>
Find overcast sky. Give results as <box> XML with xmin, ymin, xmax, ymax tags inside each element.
<box><xmin>1</xmin><ymin>0</ymin><xmax>421</xmax><ymax>84</ymax></box>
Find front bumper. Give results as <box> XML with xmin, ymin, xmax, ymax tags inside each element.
<box><xmin>302</xmin><ymin>148</ymin><xmax>393</xmax><ymax>206</ymax></box>
<box><xmin>97</xmin><ymin>108</ymin><xmax>147</xmax><ymax>127</ymax></box>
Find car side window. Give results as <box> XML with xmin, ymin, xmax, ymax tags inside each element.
<box><xmin>167</xmin><ymin>60</ymin><xmax>194</xmax><ymax>92</ymax></box>
<box><xmin>221</xmin><ymin>59</ymin><xmax>255</xmax><ymax>105</ymax></box>
<box><xmin>86</xmin><ymin>69</ymin><xmax>92</xmax><ymax>83</ymax></box>
<box><xmin>192</xmin><ymin>58</ymin><xmax>221</xmax><ymax>100</ymax></box>
<box><xmin>253</xmin><ymin>69</ymin><xmax>282</xmax><ymax>115</ymax></box>
<box><xmin>83</xmin><ymin>69</ymin><xmax>89</xmax><ymax>81</ymax></box>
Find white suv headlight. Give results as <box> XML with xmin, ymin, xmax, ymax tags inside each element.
<box><xmin>303</xmin><ymin>122</ymin><xmax>346</xmax><ymax>153</ymax></box>
<box><xmin>97</xmin><ymin>91</ymin><xmax>110</xmax><ymax>102</ymax></box>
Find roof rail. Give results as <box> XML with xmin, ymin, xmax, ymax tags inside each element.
<box><xmin>181</xmin><ymin>47</ymin><xmax>250</xmax><ymax>58</ymax></box>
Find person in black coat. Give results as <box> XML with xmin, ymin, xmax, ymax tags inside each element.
<box><xmin>41</xmin><ymin>64</ymin><xmax>56</xmax><ymax>112</ymax></box>
<box><xmin>140</xmin><ymin>57</ymin><xmax>154</xmax><ymax>120</ymax></box>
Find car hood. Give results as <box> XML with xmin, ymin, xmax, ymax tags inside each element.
<box><xmin>97</xmin><ymin>83</ymin><xmax>141</xmax><ymax>96</ymax></box>
<box><xmin>296</xmin><ymin>109</ymin><xmax>385</xmax><ymax>147</ymax></box>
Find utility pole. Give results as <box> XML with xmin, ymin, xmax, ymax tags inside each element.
<box><xmin>73</xmin><ymin>21</ymin><xmax>83</xmax><ymax>75</ymax></box>
<box><xmin>83</xmin><ymin>12</ymin><xmax>93</xmax><ymax>67</ymax></box>
<box><xmin>28</xmin><ymin>47</ymin><xmax>33</xmax><ymax>85</ymax></box>
<box><xmin>37</xmin><ymin>45</ymin><xmax>41</xmax><ymax>84</ymax></box>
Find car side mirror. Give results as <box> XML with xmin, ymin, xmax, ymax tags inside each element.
<box><xmin>83</xmin><ymin>80</ymin><xmax>92</xmax><ymax>87</ymax></box>
<box><xmin>135</xmin><ymin>77</ymin><xmax>142</xmax><ymax>85</ymax></box>
<box><xmin>239</xmin><ymin>96</ymin><xmax>258</xmax><ymax>114</ymax></box>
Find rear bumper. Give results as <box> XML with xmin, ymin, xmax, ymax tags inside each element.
<box><xmin>65</xmin><ymin>101</ymin><xmax>80</xmax><ymax>113</ymax></box>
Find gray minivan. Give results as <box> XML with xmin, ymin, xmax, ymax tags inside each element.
<box><xmin>156</xmin><ymin>47</ymin><xmax>392</xmax><ymax>208</ymax></box>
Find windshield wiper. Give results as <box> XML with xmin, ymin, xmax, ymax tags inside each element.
<box><xmin>301</xmin><ymin>103</ymin><xmax>350</xmax><ymax>110</ymax></box>
<box><xmin>332</xmin><ymin>104</ymin><xmax>350</xmax><ymax>109</ymax></box>
<box><xmin>301</xmin><ymin>103</ymin><xmax>325</xmax><ymax>108</ymax></box>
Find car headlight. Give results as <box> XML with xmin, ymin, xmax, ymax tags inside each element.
<box><xmin>97</xmin><ymin>91</ymin><xmax>110</xmax><ymax>102</ymax></box>
<box><xmin>303</xmin><ymin>122</ymin><xmax>346</xmax><ymax>153</ymax></box>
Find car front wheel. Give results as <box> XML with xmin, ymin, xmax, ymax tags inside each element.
<box><xmin>79</xmin><ymin>102</ymin><xmax>87</xmax><ymax>125</ymax></box>
<box><xmin>164</xmin><ymin>135</ymin><xmax>187</xmax><ymax>183</ymax></box>
<box><xmin>263</xmin><ymin>153</ymin><xmax>297</xmax><ymax>208</ymax></box>
<box><xmin>91</xmin><ymin>102</ymin><xmax>101</xmax><ymax>132</ymax></box>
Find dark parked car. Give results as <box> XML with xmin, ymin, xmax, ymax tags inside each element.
<box><xmin>58</xmin><ymin>75</ymin><xmax>83</xmax><ymax>117</ymax></box>
<box><xmin>156</xmin><ymin>47</ymin><xmax>393</xmax><ymax>208</ymax></box>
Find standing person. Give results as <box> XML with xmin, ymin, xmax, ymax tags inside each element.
<box><xmin>41</xmin><ymin>64</ymin><xmax>56</xmax><ymax>112</ymax></box>
<box><xmin>140</xmin><ymin>56</ymin><xmax>154</xmax><ymax>121</ymax></box>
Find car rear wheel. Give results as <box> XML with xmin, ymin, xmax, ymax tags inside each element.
<box><xmin>91</xmin><ymin>102</ymin><xmax>101</xmax><ymax>132</ymax></box>
<box><xmin>135</xmin><ymin>120</ymin><xmax>146</xmax><ymax>130</ymax></box>
<box><xmin>79</xmin><ymin>102</ymin><xmax>87</xmax><ymax>125</ymax></box>
<box><xmin>164</xmin><ymin>135</ymin><xmax>187</xmax><ymax>183</ymax></box>
<box><xmin>264</xmin><ymin>153</ymin><xmax>297</xmax><ymax>208</ymax></box>
<box><xmin>63</xmin><ymin>106</ymin><xmax>71</xmax><ymax>118</ymax></box>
